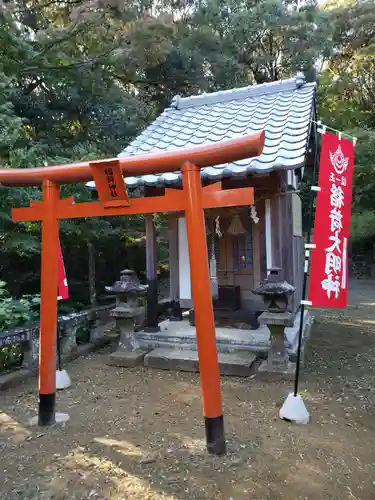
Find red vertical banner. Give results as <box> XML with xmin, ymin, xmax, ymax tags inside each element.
<box><xmin>58</xmin><ymin>241</ymin><xmax>69</xmax><ymax>301</ymax></box>
<box><xmin>308</xmin><ymin>132</ymin><xmax>355</xmax><ymax>308</ymax></box>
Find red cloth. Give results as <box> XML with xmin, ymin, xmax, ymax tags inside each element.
<box><xmin>58</xmin><ymin>241</ymin><xmax>69</xmax><ymax>301</ymax></box>
<box><xmin>308</xmin><ymin>132</ymin><xmax>355</xmax><ymax>308</ymax></box>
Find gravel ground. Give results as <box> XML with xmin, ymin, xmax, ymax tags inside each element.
<box><xmin>1</xmin><ymin>279</ymin><xmax>375</xmax><ymax>500</ymax></box>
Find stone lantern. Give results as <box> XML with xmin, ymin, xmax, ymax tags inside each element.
<box><xmin>106</xmin><ymin>269</ymin><xmax>149</xmax><ymax>367</ymax></box>
<box><xmin>252</xmin><ymin>267</ymin><xmax>295</xmax><ymax>375</ymax></box>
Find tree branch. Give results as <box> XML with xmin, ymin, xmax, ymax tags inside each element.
<box><xmin>11</xmin><ymin>0</ymin><xmax>83</xmax><ymax>14</ymax></box>
<box><xmin>20</xmin><ymin>46</ymin><xmax>116</xmax><ymax>74</ymax></box>
<box><xmin>32</xmin><ymin>22</ymin><xmax>83</xmax><ymax>59</ymax></box>
<box><xmin>24</xmin><ymin>77</ymin><xmax>43</xmax><ymax>94</ymax></box>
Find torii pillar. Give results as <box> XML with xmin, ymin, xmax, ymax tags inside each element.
<box><xmin>182</xmin><ymin>162</ymin><xmax>225</xmax><ymax>454</ymax></box>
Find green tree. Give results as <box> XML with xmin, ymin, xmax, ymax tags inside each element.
<box><xmin>191</xmin><ymin>0</ymin><xmax>332</xmax><ymax>84</ymax></box>
<box><xmin>1</xmin><ymin>0</ymin><xmax>375</xmax><ymax>297</ymax></box>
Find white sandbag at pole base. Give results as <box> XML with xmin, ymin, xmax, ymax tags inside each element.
<box><xmin>279</xmin><ymin>393</ymin><xmax>310</xmax><ymax>424</ymax></box>
<box><xmin>56</xmin><ymin>368</ymin><xmax>71</xmax><ymax>390</ymax></box>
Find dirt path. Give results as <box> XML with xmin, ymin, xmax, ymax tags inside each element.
<box><xmin>1</xmin><ymin>279</ymin><xmax>375</xmax><ymax>500</ymax></box>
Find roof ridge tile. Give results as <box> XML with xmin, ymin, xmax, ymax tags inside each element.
<box><xmin>170</xmin><ymin>76</ymin><xmax>315</xmax><ymax>110</ymax></box>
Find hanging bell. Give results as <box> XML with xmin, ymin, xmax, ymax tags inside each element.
<box><xmin>227</xmin><ymin>214</ymin><xmax>246</xmax><ymax>235</ymax></box>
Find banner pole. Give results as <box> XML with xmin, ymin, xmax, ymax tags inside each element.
<box><xmin>293</xmin><ymin>280</ymin><xmax>308</xmax><ymax>395</ymax></box>
<box><xmin>279</xmin><ymin>120</ymin><xmax>322</xmax><ymax>424</ymax></box>
<box><xmin>293</xmin><ymin>125</ymin><xmax>320</xmax><ymax>397</ymax></box>
<box><xmin>56</xmin><ymin>329</ymin><xmax>63</xmax><ymax>371</ymax></box>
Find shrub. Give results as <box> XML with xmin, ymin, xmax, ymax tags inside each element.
<box><xmin>0</xmin><ymin>281</ymin><xmax>40</xmax><ymax>372</ymax></box>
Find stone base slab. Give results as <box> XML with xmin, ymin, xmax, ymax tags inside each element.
<box><xmin>137</xmin><ymin>321</ymin><xmax>270</xmax><ymax>354</ymax></box>
<box><xmin>256</xmin><ymin>360</ymin><xmax>296</xmax><ymax>381</ymax></box>
<box><xmin>107</xmin><ymin>348</ymin><xmax>148</xmax><ymax>367</ymax></box>
<box><xmin>29</xmin><ymin>412</ymin><xmax>70</xmax><ymax>427</ymax></box>
<box><xmin>136</xmin><ymin>310</ymin><xmax>314</xmax><ymax>359</ymax></box>
<box><xmin>144</xmin><ymin>348</ymin><xmax>257</xmax><ymax>377</ymax></box>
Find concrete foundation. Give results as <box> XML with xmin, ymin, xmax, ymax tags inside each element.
<box><xmin>108</xmin><ymin>348</ymin><xmax>148</xmax><ymax>367</ymax></box>
<box><xmin>144</xmin><ymin>348</ymin><xmax>257</xmax><ymax>377</ymax></box>
<box><xmin>137</xmin><ymin>320</ymin><xmax>270</xmax><ymax>354</ymax></box>
<box><xmin>29</xmin><ymin>412</ymin><xmax>70</xmax><ymax>426</ymax></box>
<box><xmin>121</xmin><ymin>309</ymin><xmax>315</xmax><ymax>378</ymax></box>
<box><xmin>257</xmin><ymin>360</ymin><xmax>296</xmax><ymax>381</ymax></box>
<box><xmin>136</xmin><ymin>310</ymin><xmax>314</xmax><ymax>358</ymax></box>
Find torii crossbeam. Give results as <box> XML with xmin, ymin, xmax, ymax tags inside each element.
<box><xmin>1</xmin><ymin>131</ymin><xmax>265</xmax><ymax>456</ymax></box>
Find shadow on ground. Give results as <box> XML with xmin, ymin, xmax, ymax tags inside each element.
<box><xmin>1</xmin><ymin>280</ymin><xmax>375</xmax><ymax>500</ymax></box>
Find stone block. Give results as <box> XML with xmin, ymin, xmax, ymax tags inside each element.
<box><xmin>258</xmin><ymin>311</ymin><xmax>294</xmax><ymax>327</ymax></box>
<box><xmin>256</xmin><ymin>360</ymin><xmax>296</xmax><ymax>381</ymax></box>
<box><xmin>108</xmin><ymin>348</ymin><xmax>147</xmax><ymax>367</ymax></box>
<box><xmin>144</xmin><ymin>348</ymin><xmax>257</xmax><ymax>377</ymax></box>
<box><xmin>289</xmin><ymin>344</ymin><xmax>306</xmax><ymax>365</ymax></box>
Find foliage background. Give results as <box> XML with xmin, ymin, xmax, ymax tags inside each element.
<box><xmin>0</xmin><ymin>0</ymin><xmax>374</xmax><ymax>310</ymax></box>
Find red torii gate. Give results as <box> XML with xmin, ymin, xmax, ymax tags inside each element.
<box><xmin>1</xmin><ymin>131</ymin><xmax>264</xmax><ymax>455</ymax></box>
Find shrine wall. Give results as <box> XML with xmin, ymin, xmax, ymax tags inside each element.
<box><xmin>0</xmin><ymin>303</ymin><xmax>115</xmax><ymax>390</ymax></box>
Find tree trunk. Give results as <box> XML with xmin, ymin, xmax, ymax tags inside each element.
<box><xmin>144</xmin><ymin>214</ymin><xmax>160</xmax><ymax>331</ymax></box>
<box><xmin>87</xmin><ymin>240</ymin><xmax>96</xmax><ymax>306</ymax></box>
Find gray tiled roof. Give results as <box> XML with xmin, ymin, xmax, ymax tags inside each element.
<box><xmin>86</xmin><ymin>74</ymin><xmax>316</xmax><ymax>190</ymax></box>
